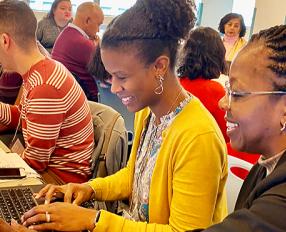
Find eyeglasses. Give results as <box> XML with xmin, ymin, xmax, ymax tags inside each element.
<box><xmin>224</xmin><ymin>81</ymin><xmax>286</xmax><ymax>107</ymax></box>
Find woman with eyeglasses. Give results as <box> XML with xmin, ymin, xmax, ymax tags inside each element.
<box><xmin>186</xmin><ymin>25</ymin><xmax>286</xmax><ymax>232</ymax></box>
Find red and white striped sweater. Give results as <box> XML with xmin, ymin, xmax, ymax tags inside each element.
<box><xmin>0</xmin><ymin>58</ymin><xmax>94</xmax><ymax>183</ymax></box>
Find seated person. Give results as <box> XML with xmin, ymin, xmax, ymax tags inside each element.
<box><xmin>0</xmin><ymin>0</ymin><xmax>94</xmax><ymax>183</ymax></box>
<box><xmin>7</xmin><ymin>23</ymin><xmax>285</xmax><ymax>232</ymax></box>
<box><xmin>189</xmin><ymin>24</ymin><xmax>286</xmax><ymax>231</ymax></box>
<box><xmin>14</xmin><ymin>0</ymin><xmax>228</xmax><ymax>231</ymax></box>
<box><xmin>178</xmin><ymin>27</ymin><xmax>229</xmax><ymax>142</ymax></box>
<box><xmin>51</xmin><ymin>2</ymin><xmax>104</xmax><ymax>102</ymax></box>
<box><xmin>37</xmin><ymin>0</ymin><xmax>72</xmax><ymax>52</ymax></box>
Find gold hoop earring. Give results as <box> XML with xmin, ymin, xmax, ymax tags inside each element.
<box><xmin>280</xmin><ymin>122</ymin><xmax>286</xmax><ymax>132</ymax></box>
<box><xmin>154</xmin><ymin>75</ymin><xmax>164</xmax><ymax>95</ymax></box>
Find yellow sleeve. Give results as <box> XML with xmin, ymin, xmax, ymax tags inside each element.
<box><xmin>88</xmin><ymin>157</ymin><xmax>134</xmax><ymax>201</ymax></box>
<box><xmin>168</xmin><ymin>132</ymin><xmax>228</xmax><ymax>230</ymax></box>
<box><xmin>92</xmin><ymin>131</ymin><xmax>227</xmax><ymax>232</ymax></box>
<box><xmin>88</xmin><ymin>109</ymin><xmax>145</xmax><ymax>201</ymax></box>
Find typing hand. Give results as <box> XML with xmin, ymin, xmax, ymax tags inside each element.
<box><xmin>35</xmin><ymin>183</ymin><xmax>94</xmax><ymax>205</ymax></box>
<box><xmin>21</xmin><ymin>202</ymin><xmax>97</xmax><ymax>231</ymax></box>
<box><xmin>0</xmin><ymin>219</ymin><xmax>35</xmax><ymax>232</ymax></box>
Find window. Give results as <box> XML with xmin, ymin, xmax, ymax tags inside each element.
<box><xmin>232</xmin><ymin>0</ymin><xmax>255</xmax><ymax>27</ymax></box>
<box><xmin>29</xmin><ymin>0</ymin><xmax>136</xmax><ymax>15</ymax></box>
<box><xmin>100</xmin><ymin>0</ymin><xmax>136</xmax><ymax>16</ymax></box>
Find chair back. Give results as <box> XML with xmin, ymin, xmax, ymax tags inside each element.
<box><xmin>88</xmin><ymin>101</ymin><xmax>129</xmax><ymax>213</ymax></box>
<box><xmin>226</xmin><ymin>155</ymin><xmax>253</xmax><ymax>213</ymax></box>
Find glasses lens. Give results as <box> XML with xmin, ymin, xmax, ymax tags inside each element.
<box><xmin>225</xmin><ymin>81</ymin><xmax>231</xmax><ymax>107</ymax></box>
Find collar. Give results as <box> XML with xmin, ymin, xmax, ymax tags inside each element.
<box><xmin>259</xmin><ymin>149</ymin><xmax>286</xmax><ymax>176</ymax></box>
<box><xmin>68</xmin><ymin>23</ymin><xmax>90</xmax><ymax>39</ymax></box>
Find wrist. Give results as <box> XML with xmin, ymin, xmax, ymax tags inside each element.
<box><xmin>87</xmin><ymin>210</ymin><xmax>101</xmax><ymax>231</ymax></box>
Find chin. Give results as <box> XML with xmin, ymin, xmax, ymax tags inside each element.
<box><xmin>229</xmin><ymin>139</ymin><xmax>245</xmax><ymax>153</ymax></box>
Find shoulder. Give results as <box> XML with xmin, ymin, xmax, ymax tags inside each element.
<box><xmin>167</xmin><ymin>97</ymin><xmax>225</xmax><ymax>144</ymax></box>
<box><xmin>38</xmin><ymin>17</ymin><xmax>52</xmax><ymax>26</ymax></box>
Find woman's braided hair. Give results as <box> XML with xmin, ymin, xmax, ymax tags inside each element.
<box><xmin>250</xmin><ymin>25</ymin><xmax>286</xmax><ymax>78</ymax></box>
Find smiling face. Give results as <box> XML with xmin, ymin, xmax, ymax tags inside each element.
<box><xmin>101</xmin><ymin>47</ymin><xmax>160</xmax><ymax>113</ymax></box>
<box><xmin>224</xmin><ymin>18</ymin><xmax>241</xmax><ymax>37</ymax></box>
<box><xmin>219</xmin><ymin>43</ymin><xmax>286</xmax><ymax>155</ymax></box>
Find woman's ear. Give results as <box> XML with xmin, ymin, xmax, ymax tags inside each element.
<box><xmin>153</xmin><ymin>55</ymin><xmax>170</xmax><ymax>77</ymax></box>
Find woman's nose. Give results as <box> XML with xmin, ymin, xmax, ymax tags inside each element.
<box><xmin>218</xmin><ymin>95</ymin><xmax>229</xmax><ymax>111</ymax></box>
<box><xmin>110</xmin><ymin>78</ymin><xmax>122</xmax><ymax>94</ymax></box>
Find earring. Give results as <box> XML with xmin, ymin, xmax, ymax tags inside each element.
<box><xmin>154</xmin><ymin>75</ymin><xmax>164</xmax><ymax>95</ymax></box>
<box><xmin>280</xmin><ymin>122</ymin><xmax>286</xmax><ymax>132</ymax></box>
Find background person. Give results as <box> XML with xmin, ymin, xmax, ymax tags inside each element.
<box><xmin>51</xmin><ymin>2</ymin><xmax>104</xmax><ymax>102</ymax></box>
<box><xmin>0</xmin><ymin>0</ymin><xmax>94</xmax><ymax>183</ymax></box>
<box><xmin>20</xmin><ymin>0</ymin><xmax>228</xmax><ymax>231</ymax></box>
<box><xmin>177</xmin><ymin>27</ymin><xmax>228</xmax><ymax>142</ymax></box>
<box><xmin>218</xmin><ymin>13</ymin><xmax>247</xmax><ymax>65</ymax></box>
<box><xmin>37</xmin><ymin>0</ymin><xmax>72</xmax><ymax>52</ymax></box>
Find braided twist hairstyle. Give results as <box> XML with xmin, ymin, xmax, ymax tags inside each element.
<box><xmin>101</xmin><ymin>0</ymin><xmax>196</xmax><ymax>70</ymax></box>
<box><xmin>250</xmin><ymin>25</ymin><xmax>286</xmax><ymax>77</ymax></box>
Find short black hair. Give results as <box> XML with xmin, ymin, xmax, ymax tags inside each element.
<box><xmin>101</xmin><ymin>0</ymin><xmax>196</xmax><ymax>71</ymax></box>
<box><xmin>177</xmin><ymin>27</ymin><xmax>227</xmax><ymax>80</ymax></box>
<box><xmin>0</xmin><ymin>0</ymin><xmax>37</xmax><ymax>50</ymax></box>
<box><xmin>218</xmin><ymin>13</ymin><xmax>246</xmax><ymax>37</ymax></box>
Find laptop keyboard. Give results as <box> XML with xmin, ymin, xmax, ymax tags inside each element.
<box><xmin>0</xmin><ymin>187</ymin><xmax>37</xmax><ymax>223</ymax></box>
<box><xmin>0</xmin><ymin>186</ymin><xmax>96</xmax><ymax>224</ymax></box>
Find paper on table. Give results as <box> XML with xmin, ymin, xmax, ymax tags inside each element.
<box><xmin>0</xmin><ymin>148</ymin><xmax>43</xmax><ymax>187</ymax></box>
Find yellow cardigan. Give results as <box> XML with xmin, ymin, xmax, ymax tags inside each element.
<box><xmin>226</xmin><ymin>37</ymin><xmax>247</xmax><ymax>62</ymax></box>
<box><xmin>89</xmin><ymin>97</ymin><xmax>228</xmax><ymax>232</ymax></box>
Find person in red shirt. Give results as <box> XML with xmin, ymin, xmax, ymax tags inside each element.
<box><xmin>178</xmin><ymin>27</ymin><xmax>229</xmax><ymax>141</ymax></box>
<box><xmin>0</xmin><ymin>0</ymin><xmax>94</xmax><ymax>183</ymax></box>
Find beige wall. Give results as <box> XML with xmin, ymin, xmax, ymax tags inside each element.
<box><xmin>254</xmin><ymin>0</ymin><xmax>286</xmax><ymax>33</ymax></box>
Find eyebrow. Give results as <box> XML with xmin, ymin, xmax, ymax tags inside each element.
<box><xmin>112</xmin><ymin>71</ymin><xmax>129</xmax><ymax>76</ymax></box>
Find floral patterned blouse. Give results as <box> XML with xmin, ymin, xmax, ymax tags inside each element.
<box><xmin>124</xmin><ymin>96</ymin><xmax>191</xmax><ymax>222</ymax></box>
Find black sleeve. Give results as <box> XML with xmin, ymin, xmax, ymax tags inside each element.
<box><xmin>188</xmin><ymin>183</ymin><xmax>286</xmax><ymax>232</ymax></box>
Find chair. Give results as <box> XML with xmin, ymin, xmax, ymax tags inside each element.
<box><xmin>96</xmin><ymin>81</ymin><xmax>134</xmax><ymax>146</ymax></box>
<box><xmin>226</xmin><ymin>155</ymin><xmax>253</xmax><ymax>213</ymax></box>
<box><xmin>88</xmin><ymin>101</ymin><xmax>128</xmax><ymax>213</ymax></box>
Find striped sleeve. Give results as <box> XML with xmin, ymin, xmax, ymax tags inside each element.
<box><xmin>22</xmin><ymin>84</ymin><xmax>66</xmax><ymax>171</ymax></box>
<box><xmin>0</xmin><ymin>102</ymin><xmax>21</xmax><ymax>129</ymax></box>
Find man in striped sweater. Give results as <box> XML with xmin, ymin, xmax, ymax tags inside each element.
<box><xmin>0</xmin><ymin>0</ymin><xmax>95</xmax><ymax>183</ymax></box>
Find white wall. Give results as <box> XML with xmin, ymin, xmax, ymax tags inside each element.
<box><xmin>253</xmin><ymin>0</ymin><xmax>286</xmax><ymax>33</ymax></box>
<box><xmin>200</xmin><ymin>0</ymin><xmax>234</xmax><ymax>29</ymax></box>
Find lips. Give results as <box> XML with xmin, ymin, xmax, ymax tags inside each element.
<box><xmin>226</xmin><ymin>121</ymin><xmax>239</xmax><ymax>132</ymax></box>
<box><xmin>120</xmin><ymin>96</ymin><xmax>134</xmax><ymax>106</ymax></box>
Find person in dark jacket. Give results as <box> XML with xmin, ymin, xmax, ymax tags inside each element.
<box><xmin>189</xmin><ymin>24</ymin><xmax>286</xmax><ymax>232</ymax></box>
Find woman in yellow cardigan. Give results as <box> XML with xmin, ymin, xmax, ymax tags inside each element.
<box><xmin>18</xmin><ymin>0</ymin><xmax>228</xmax><ymax>231</ymax></box>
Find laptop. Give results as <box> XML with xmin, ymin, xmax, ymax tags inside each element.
<box><xmin>0</xmin><ymin>185</ymin><xmax>43</xmax><ymax>223</ymax></box>
<box><xmin>0</xmin><ymin>185</ymin><xmax>95</xmax><ymax>224</ymax></box>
